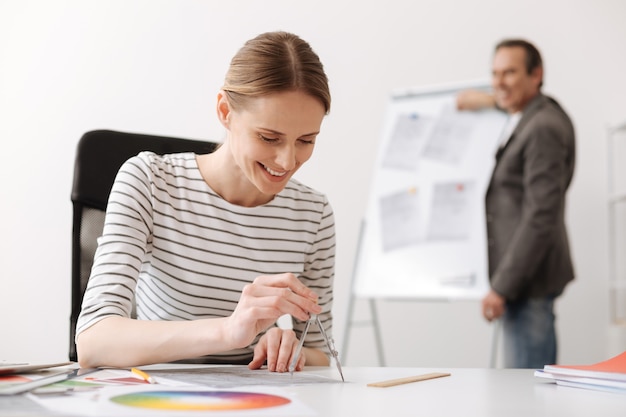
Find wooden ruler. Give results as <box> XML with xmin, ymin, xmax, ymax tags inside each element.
<box><xmin>367</xmin><ymin>372</ymin><xmax>451</xmax><ymax>388</ymax></box>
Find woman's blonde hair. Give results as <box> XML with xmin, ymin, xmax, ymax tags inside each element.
<box><xmin>222</xmin><ymin>31</ymin><xmax>330</xmax><ymax>114</ymax></box>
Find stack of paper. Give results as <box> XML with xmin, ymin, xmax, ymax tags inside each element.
<box><xmin>535</xmin><ymin>350</ymin><xmax>626</xmax><ymax>393</ymax></box>
<box><xmin>0</xmin><ymin>361</ymin><xmax>72</xmax><ymax>375</ymax></box>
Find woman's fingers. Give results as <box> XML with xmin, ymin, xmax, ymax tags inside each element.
<box><xmin>254</xmin><ymin>273</ymin><xmax>319</xmax><ymax>303</ymax></box>
<box><xmin>241</xmin><ymin>274</ymin><xmax>322</xmax><ymax>321</ymax></box>
<box><xmin>276</xmin><ymin>330</ymin><xmax>298</xmax><ymax>372</ymax></box>
<box><xmin>249</xmin><ymin>329</ymin><xmax>302</xmax><ymax>373</ymax></box>
<box><xmin>265</xmin><ymin>328</ymin><xmax>283</xmax><ymax>371</ymax></box>
<box><xmin>230</xmin><ymin>273</ymin><xmax>321</xmax><ymax>349</ymax></box>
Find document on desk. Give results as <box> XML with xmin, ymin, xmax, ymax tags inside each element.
<box><xmin>0</xmin><ymin>361</ymin><xmax>73</xmax><ymax>375</ymax></box>
<box><xmin>26</xmin><ymin>368</ymin><xmax>317</xmax><ymax>416</ymax></box>
<box><xmin>149</xmin><ymin>365</ymin><xmax>341</xmax><ymax>388</ymax></box>
<box><xmin>30</xmin><ymin>385</ymin><xmax>315</xmax><ymax>417</ymax></box>
<box><xmin>0</xmin><ymin>367</ymin><xmax>96</xmax><ymax>395</ymax></box>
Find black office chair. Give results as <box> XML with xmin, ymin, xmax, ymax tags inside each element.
<box><xmin>69</xmin><ymin>129</ymin><xmax>219</xmax><ymax>361</ymax></box>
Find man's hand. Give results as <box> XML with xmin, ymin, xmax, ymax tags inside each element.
<box><xmin>481</xmin><ymin>289</ymin><xmax>506</xmax><ymax>322</ymax></box>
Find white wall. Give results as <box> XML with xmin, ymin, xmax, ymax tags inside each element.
<box><xmin>1</xmin><ymin>0</ymin><xmax>625</xmax><ymax>367</ymax></box>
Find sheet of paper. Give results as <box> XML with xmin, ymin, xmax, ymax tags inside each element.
<box><xmin>149</xmin><ymin>366</ymin><xmax>341</xmax><ymax>388</ymax></box>
<box><xmin>0</xmin><ymin>361</ymin><xmax>73</xmax><ymax>375</ymax></box>
<box><xmin>28</xmin><ymin>368</ymin><xmax>319</xmax><ymax>417</ymax></box>
<box><xmin>381</xmin><ymin>113</ymin><xmax>431</xmax><ymax>171</ymax></box>
<box><xmin>426</xmin><ymin>181</ymin><xmax>475</xmax><ymax>241</ymax></box>
<box><xmin>94</xmin><ymin>385</ymin><xmax>315</xmax><ymax>416</ymax></box>
<box><xmin>0</xmin><ymin>368</ymin><xmax>88</xmax><ymax>396</ymax></box>
<box><xmin>0</xmin><ymin>394</ymin><xmax>50</xmax><ymax>417</ymax></box>
<box><xmin>379</xmin><ymin>188</ymin><xmax>422</xmax><ymax>252</ymax></box>
<box><xmin>420</xmin><ymin>103</ymin><xmax>476</xmax><ymax>165</ymax></box>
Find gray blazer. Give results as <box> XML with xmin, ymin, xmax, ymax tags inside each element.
<box><xmin>485</xmin><ymin>93</ymin><xmax>576</xmax><ymax>301</ymax></box>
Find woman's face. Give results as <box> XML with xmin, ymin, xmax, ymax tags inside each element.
<box><xmin>220</xmin><ymin>90</ymin><xmax>326</xmax><ymax>200</ymax></box>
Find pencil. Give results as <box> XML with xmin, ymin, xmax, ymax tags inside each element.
<box><xmin>367</xmin><ymin>372</ymin><xmax>450</xmax><ymax>388</ymax></box>
<box><xmin>130</xmin><ymin>367</ymin><xmax>157</xmax><ymax>384</ymax></box>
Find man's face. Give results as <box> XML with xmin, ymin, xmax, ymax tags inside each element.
<box><xmin>491</xmin><ymin>46</ymin><xmax>542</xmax><ymax>113</ymax></box>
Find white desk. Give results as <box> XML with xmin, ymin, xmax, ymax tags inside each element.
<box><xmin>296</xmin><ymin>367</ymin><xmax>626</xmax><ymax>417</ymax></box>
<box><xmin>1</xmin><ymin>366</ymin><xmax>625</xmax><ymax>416</ymax></box>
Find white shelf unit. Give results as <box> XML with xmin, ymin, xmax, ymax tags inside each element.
<box><xmin>607</xmin><ymin>121</ymin><xmax>626</xmax><ymax>325</ymax></box>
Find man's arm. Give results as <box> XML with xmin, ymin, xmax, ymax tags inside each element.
<box><xmin>456</xmin><ymin>90</ymin><xmax>496</xmax><ymax>111</ymax></box>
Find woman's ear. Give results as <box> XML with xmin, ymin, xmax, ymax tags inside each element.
<box><xmin>216</xmin><ymin>91</ymin><xmax>231</xmax><ymax>129</ymax></box>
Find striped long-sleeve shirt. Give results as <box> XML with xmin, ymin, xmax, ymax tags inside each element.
<box><xmin>76</xmin><ymin>151</ymin><xmax>336</xmax><ymax>364</ymax></box>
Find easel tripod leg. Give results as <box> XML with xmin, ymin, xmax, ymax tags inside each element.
<box><xmin>370</xmin><ymin>298</ymin><xmax>386</xmax><ymax>367</ymax></box>
<box><xmin>490</xmin><ymin>319</ymin><xmax>501</xmax><ymax>368</ymax></box>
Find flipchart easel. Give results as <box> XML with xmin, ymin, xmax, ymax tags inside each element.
<box><xmin>341</xmin><ymin>81</ymin><xmax>507</xmax><ymax>367</ymax></box>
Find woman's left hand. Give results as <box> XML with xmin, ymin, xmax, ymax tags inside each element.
<box><xmin>248</xmin><ymin>327</ymin><xmax>304</xmax><ymax>372</ymax></box>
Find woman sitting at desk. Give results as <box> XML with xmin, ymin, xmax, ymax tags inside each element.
<box><xmin>75</xmin><ymin>31</ymin><xmax>335</xmax><ymax>373</ymax></box>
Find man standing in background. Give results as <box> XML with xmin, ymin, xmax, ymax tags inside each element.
<box><xmin>457</xmin><ymin>39</ymin><xmax>576</xmax><ymax>368</ymax></box>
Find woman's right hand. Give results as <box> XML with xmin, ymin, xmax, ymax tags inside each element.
<box><xmin>225</xmin><ymin>273</ymin><xmax>321</xmax><ymax>349</ymax></box>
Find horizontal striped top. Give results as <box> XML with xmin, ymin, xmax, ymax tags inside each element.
<box><xmin>76</xmin><ymin>151</ymin><xmax>336</xmax><ymax>363</ymax></box>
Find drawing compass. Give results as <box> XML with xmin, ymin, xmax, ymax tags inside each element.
<box><xmin>289</xmin><ymin>314</ymin><xmax>345</xmax><ymax>382</ymax></box>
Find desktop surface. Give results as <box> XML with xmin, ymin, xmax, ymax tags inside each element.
<box><xmin>1</xmin><ymin>366</ymin><xmax>624</xmax><ymax>416</ymax></box>
<box><xmin>301</xmin><ymin>366</ymin><xmax>625</xmax><ymax>417</ymax></box>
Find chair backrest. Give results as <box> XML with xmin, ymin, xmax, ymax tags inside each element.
<box><xmin>69</xmin><ymin>129</ymin><xmax>219</xmax><ymax>361</ymax></box>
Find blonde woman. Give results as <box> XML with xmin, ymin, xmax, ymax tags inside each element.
<box><xmin>76</xmin><ymin>31</ymin><xmax>335</xmax><ymax>373</ymax></box>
